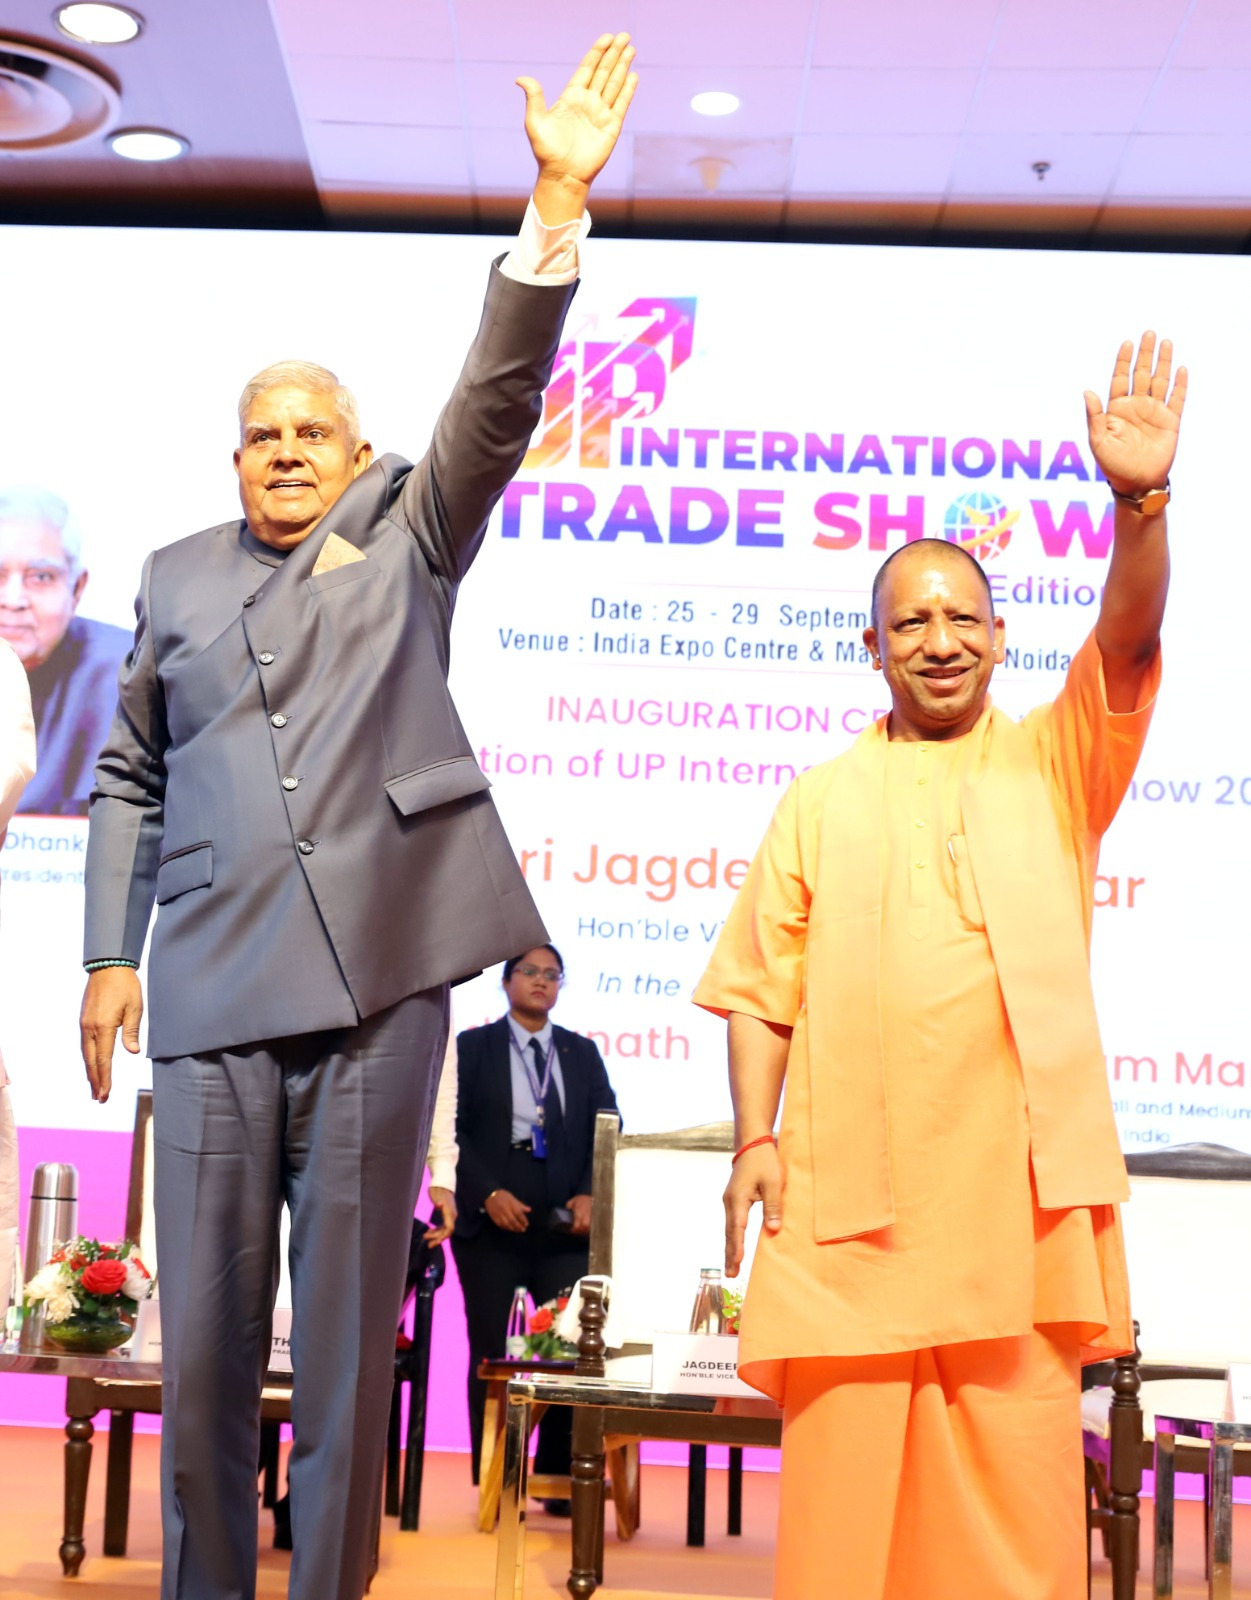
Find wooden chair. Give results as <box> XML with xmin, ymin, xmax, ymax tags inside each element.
<box><xmin>565</xmin><ymin>1112</ymin><xmax>768</xmax><ymax>1569</ymax></box>
<box><xmin>1082</xmin><ymin>1143</ymin><xmax>1251</xmax><ymax>1598</ymax></box>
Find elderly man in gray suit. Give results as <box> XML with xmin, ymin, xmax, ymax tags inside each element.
<box><xmin>77</xmin><ymin>34</ymin><xmax>637</xmax><ymax>1600</ymax></box>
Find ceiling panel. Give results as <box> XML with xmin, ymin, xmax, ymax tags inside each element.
<box><xmin>1113</xmin><ymin>133</ymin><xmax>1251</xmax><ymax>197</ymax></box>
<box><xmin>304</xmin><ymin>121</ymin><xmax>471</xmax><ymax>188</ymax></box>
<box><xmin>802</xmin><ymin>69</ymin><xmax>980</xmax><ymax>135</ymax></box>
<box><xmin>632</xmin><ymin>134</ymin><xmax>792</xmax><ymax>196</ymax></box>
<box><xmin>286</xmin><ymin>54</ymin><xmax>464</xmax><ymax>126</ymax></box>
<box><xmin>625</xmin><ymin>67</ymin><xmax>804</xmax><ymax>136</ymax></box>
<box><xmin>990</xmin><ymin>0</ymin><xmax>1187</xmax><ymax>69</ymax></box>
<box><xmin>950</xmin><ymin>131</ymin><xmax>1129</xmax><ymax>197</ymax></box>
<box><xmin>811</xmin><ymin>0</ymin><xmax>1000</xmax><ymax>69</ymax></box>
<box><xmin>1140</xmin><ymin>68</ymin><xmax>1251</xmax><ymax>133</ymax></box>
<box><xmin>790</xmin><ymin>133</ymin><xmax>960</xmax><ymax>195</ymax></box>
<box><xmin>629</xmin><ymin>0</ymin><xmax>816</xmax><ymax>68</ymax></box>
<box><xmin>451</xmin><ymin>0</ymin><xmax>605</xmax><ymax>65</ymax></box>
<box><xmin>966</xmin><ymin>69</ymin><xmax>1156</xmax><ymax>135</ymax></box>
<box><xmin>271</xmin><ymin>0</ymin><xmax>456</xmax><ymax>60</ymax></box>
<box><xmin>1171</xmin><ymin>0</ymin><xmax>1251</xmax><ymax>67</ymax></box>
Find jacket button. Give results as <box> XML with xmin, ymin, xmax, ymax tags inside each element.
<box><xmin>243</xmin><ymin>595</ymin><xmax>256</xmax><ymax>608</ymax></box>
<box><xmin>297</xmin><ymin>839</ymin><xmax>315</xmax><ymax>856</ymax></box>
<box><xmin>282</xmin><ymin>775</ymin><xmax>299</xmax><ymax>791</ymax></box>
<box><xmin>270</xmin><ymin>712</ymin><xmax>288</xmax><ymax>728</ymax></box>
<box><xmin>258</xmin><ymin>650</ymin><xmax>276</xmax><ymax>666</ymax></box>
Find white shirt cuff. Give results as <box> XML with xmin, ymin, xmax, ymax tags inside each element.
<box><xmin>427</xmin><ymin>1155</ymin><xmax>458</xmax><ymax>1192</ymax></box>
<box><xmin>500</xmin><ymin>198</ymin><xmax>590</xmax><ymax>286</ymax></box>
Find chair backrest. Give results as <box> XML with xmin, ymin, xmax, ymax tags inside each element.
<box><xmin>125</xmin><ymin>1090</ymin><xmax>157</xmax><ymax>1274</ymax></box>
<box><xmin>587</xmin><ymin>1112</ymin><xmax>762</xmax><ymax>1347</ymax></box>
<box><xmin>1123</xmin><ymin>1144</ymin><xmax>1251</xmax><ymax>1367</ymax></box>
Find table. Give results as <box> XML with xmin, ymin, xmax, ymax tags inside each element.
<box><xmin>477</xmin><ymin>1359</ymin><xmax>577</xmax><ymax>1532</ymax></box>
<box><xmin>0</xmin><ymin>1345</ymin><xmax>294</xmax><ymax>1575</ymax></box>
<box><xmin>0</xmin><ymin>1347</ymin><xmax>163</xmax><ymax>1573</ymax></box>
<box><xmin>494</xmin><ymin>1372</ymin><xmax>782</xmax><ymax>1600</ymax></box>
<box><xmin>1154</xmin><ymin>1413</ymin><xmax>1251</xmax><ymax>1599</ymax></box>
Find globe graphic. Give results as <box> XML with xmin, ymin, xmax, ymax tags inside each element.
<box><xmin>943</xmin><ymin>491</ymin><xmax>1015</xmax><ymax>561</ymax></box>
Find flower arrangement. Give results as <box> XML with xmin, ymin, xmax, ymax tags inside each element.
<box><xmin>24</xmin><ymin>1237</ymin><xmax>152</xmax><ymax>1351</ymax></box>
<box><xmin>721</xmin><ymin>1287</ymin><xmax>743</xmax><ymax>1335</ymax></box>
<box><xmin>521</xmin><ymin>1292</ymin><xmax>577</xmax><ymax>1359</ymax></box>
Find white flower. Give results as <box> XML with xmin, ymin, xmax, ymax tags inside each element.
<box><xmin>23</xmin><ymin>1262</ymin><xmax>67</xmax><ymax>1304</ymax></box>
<box><xmin>42</xmin><ymin>1280</ymin><xmax>80</xmax><ymax>1324</ymax></box>
<box><xmin>121</xmin><ymin>1255</ymin><xmax>152</xmax><ymax>1302</ymax></box>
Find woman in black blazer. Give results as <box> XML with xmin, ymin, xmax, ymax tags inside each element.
<box><xmin>452</xmin><ymin>945</ymin><xmax>619</xmax><ymax>1505</ymax></box>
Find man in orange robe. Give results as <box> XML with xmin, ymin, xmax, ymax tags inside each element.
<box><xmin>694</xmin><ymin>334</ymin><xmax>1187</xmax><ymax>1599</ymax></box>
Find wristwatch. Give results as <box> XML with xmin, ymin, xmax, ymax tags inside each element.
<box><xmin>1110</xmin><ymin>480</ymin><xmax>1170</xmax><ymax>516</ymax></box>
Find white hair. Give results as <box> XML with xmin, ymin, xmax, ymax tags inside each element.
<box><xmin>237</xmin><ymin>360</ymin><xmax>361</xmax><ymax>448</ymax></box>
<box><xmin>0</xmin><ymin>486</ymin><xmax>83</xmax><ymax>574</ymax></box>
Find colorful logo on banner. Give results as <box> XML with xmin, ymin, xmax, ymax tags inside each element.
<box><xmin>524</xmin><ymin>298</ymin><xmax>697</xmax><ymax>471</ymax></box>
<box><xmin>943</xmin><ymin>492</ymin><xmax>1019</xmax><ymax>560</ymax></box>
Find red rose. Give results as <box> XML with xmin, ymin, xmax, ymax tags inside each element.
<box><xmin>556</xmin><ymin>1297</ymin><xmax>569</xmax><ymax>1311</ymax></box>
<box><xmin>81</xmin><ymin>1259</ymin><xmax>128</xmax><ymax>1296</ymax></box>
<box><xmin>529</xmin><ymin>1307</ymin><xmax>554</xmax><ymax>1334</ymax></box>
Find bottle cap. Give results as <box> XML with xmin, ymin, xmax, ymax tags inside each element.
<box><xmin>30</xmin><ymin>1162</ymin><xmax>78</xmax><ymax>1200</ymax></box>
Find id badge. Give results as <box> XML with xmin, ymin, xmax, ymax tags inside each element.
<box><xmin>531</xmin><ymin>1123</ymin><xmax>548</xmax><ymax>1159</ymax></box>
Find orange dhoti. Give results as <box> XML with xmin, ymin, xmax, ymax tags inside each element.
<box><xmin>775</xmin><ymin>1328</ymin><xmax>1085</xmax><ymax>1600</ymax></box>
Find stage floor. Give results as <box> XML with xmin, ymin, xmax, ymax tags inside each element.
<box><xmin>0</xmin><ymin>1422</ymin><xmax>1245</xmax><ymax>1598</ymax></box>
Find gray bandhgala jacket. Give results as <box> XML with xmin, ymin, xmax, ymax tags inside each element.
<box><xmin>85</xmin><ymin>262</ymin><xmax>569</xmax><ymax>1058</ymax></box>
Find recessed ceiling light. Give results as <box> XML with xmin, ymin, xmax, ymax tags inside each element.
<box><xmin>690</xmin><ymin>91</ymin><xmax>740</xmax><ymax>118</ymax></box>
<box><xmin>55</xmin><ymin>4</ymin><xmax>143</xmax><ymax>44</ymax></box>
<box><xmin>108</xmin><ymin>127</ymin><xmax>187</xmax><ymax>161</ymax></box>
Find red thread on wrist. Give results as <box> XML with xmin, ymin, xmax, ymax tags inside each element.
<box><xmin>732</xmin><ymin>1134</ymin><xmax>777</xmax><ymax>1166</ymax></box>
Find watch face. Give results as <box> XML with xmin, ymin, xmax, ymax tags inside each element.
<box><xmin>1140</xmin><ymin>488</ymin><xmax>1170</xmax><ymax>515</ymax></box>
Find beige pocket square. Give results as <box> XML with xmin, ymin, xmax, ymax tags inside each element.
<box><xmin>311</xmin><ymin>531</ymin><xmax>367</xmax><ymax>577</ymax></box>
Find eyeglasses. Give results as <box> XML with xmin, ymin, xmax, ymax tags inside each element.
<box><xmin>514</xmin><ymin>964</ymin><xmax>563</xmax><ymax>984</ymax></box>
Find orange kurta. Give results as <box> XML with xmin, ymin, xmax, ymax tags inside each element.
<box><xmin>695</xmin><ymin>632</ymin><xmax>1159</xmax><ymax>1402</ymax></box>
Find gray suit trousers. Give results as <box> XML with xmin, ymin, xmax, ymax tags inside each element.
<box><xmin>152</xmin><ymin>986</ymin><xmax>449</xmax><ymax>1600</ymax></box>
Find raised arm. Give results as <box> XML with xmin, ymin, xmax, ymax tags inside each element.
<box><xmin>1085</xmin><ymin>332</ymin><xmax>1187</xmax><ymax>711</ymax></box>
<box><xmin>401</xmin><ymin>34</ymin><xmax>637</xmax><ymax>590</ymax></box>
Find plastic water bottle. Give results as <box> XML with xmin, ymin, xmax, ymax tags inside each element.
<box><xmin>505</xmin><ymin>1286</ymin><xmax>529</xmax><ymax>1358</ymax></box>
<box><xmin>689</xmin><ymin>1267</ymin><xmax>725</xmax><ymax>1334</ymax></box>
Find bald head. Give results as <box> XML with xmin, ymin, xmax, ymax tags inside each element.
<box><xmin>870</xmin><ymin>538</ymin><xmax>993</xmax><ymax>632</ymax></box>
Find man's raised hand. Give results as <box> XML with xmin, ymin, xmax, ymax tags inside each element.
<box><xmin>80</xmin><ymin>966</ymin><xmax>144</xmax><ymax>1105</ymax></box>
<box><xmin>517</xmin><ymin>32</ymin><xmax>637</xmax><ymax>208</ymax></box>
<box><xmin>1084</xmin><ymin>332</ymin><xmax>1187</xmax><ymax>499</ymax></box>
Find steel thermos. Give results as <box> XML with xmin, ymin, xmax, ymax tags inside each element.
<box><xmin>18</xmin><ymin>1162</ymin><xmax>78</xmax><ymax>1351</ymax></box>
<box><xmin>688</xmin><ymin>1267</ymin><xmax>726</xmax><ymax>1334</ymax></box>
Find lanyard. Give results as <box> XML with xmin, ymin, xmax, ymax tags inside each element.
<box><xmin>511</xmin><ymin>1032</ymin><xmax>556</xmax><ymax>1121</ymax></box>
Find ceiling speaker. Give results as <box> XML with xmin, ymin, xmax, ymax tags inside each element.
<box><xmin>0</xmin><ymin>38</ymin><xmax>119</xmax><ymax>151</ymax></box>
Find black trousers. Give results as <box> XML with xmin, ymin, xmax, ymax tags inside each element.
<box><xmin>452</xmin><ymin>1147</ymin><xmax>589</xmax><ymax>1480</ymax></box>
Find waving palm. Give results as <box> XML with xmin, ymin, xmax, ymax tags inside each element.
<box><xmin>1085</xmin><ymin>332</ymin><xmax>1187</xmax><ymax>496</ymax></box>
<box><xmin>517</xmin><ymin>33</ymin><xmax>638</xmax><ymax>189</ymax></box>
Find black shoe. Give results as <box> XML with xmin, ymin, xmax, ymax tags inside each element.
<box><xmin>539</xmin><ymin>1498</ymin><xmax>572</xmax><ymax>1517</ymax></box>
<box><xmin>272</xmin><ymin>1492</ymin><xmax>293</xmax><ymax>1551</ymax></box>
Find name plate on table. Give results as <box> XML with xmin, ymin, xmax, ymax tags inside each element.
<box><xmin>1225</xmin><ymin>1363</ymin><xmax>1251</xmax><ymax>1422</ymax></box>
<box><xmin>651</xmin><ymin>1332</ymin><xmax>756</xmax><ymax>1398</ymax></box>
<box><xmin>270</xmin><ymin>1309</ymin><xmax>293</xmax><ymax>1375</ymax></box>
<box><xmin>118</xmin><ymin>1301</ymin><xmax>292</xmax><ymax>1373</ymax></box>
<box><xmin>129</xmin><ymin>1297</ymin><xmax>163</xmax><ymax>1361</ymax></box>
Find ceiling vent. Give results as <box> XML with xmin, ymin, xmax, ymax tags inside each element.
<box><xmin>0</xmin><ymin>38</ymin><xmax>119</xmax><ymax>151</ymax></box>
